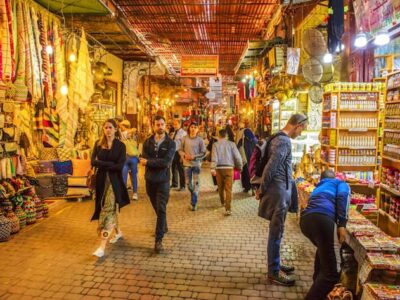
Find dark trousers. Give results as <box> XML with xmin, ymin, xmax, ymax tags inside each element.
<box><xmin>146</xmin><ymin>181</ymin><xmax>170</xmax><ymax>242</ymax></box>
<box><xmin>171</xmin><ymin>152</ymin><xmax>185</xmax><ymax>188</ymax></box>
<box><xmin>241</xmin><ymin>164</ymin><xmax>251</xmax><ymax>191</ymax></box>
<box><xmin>267</xmin><ymin>208</ymin><xmax>288</xmax><ymax>274</ymax></box>
<box><xmin>300</xmin><ymin>213</ymin><xmax>341</xmax><ymax>300</ymax></box>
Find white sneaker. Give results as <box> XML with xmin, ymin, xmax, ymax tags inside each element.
<box><xmin>92</xmin><ymin>247</ymin><xmax>105</xmax><ymax>258</ymax></box>
<box><xmin>132</xmin><ymin>193</ymin><xmax>138</xmax><ymax>200</ymax></box>
<box><xmin>109</xmin><ymin>232</ymin><xmax>123</xmax><ymax>244</ymax></box>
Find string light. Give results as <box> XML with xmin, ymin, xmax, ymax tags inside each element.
<box><xmin>46</xmin><ymin>45</ymin><xmax>53</xmax><ymax>55</ymax></box>
<box><xmin>60</xmin><ymin>84</ymin><xmax>68</xmax><ymax>95</ymax></box>
<box><xmin>69</xmin><ymin>53</ymin><xmax>76</xmax><ymax>62</ymax></box>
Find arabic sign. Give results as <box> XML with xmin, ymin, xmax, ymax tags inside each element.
<box><xmin>180</xmin><ymin>55</ymin><xmax>219</xmax><ymax>77</ymax></box>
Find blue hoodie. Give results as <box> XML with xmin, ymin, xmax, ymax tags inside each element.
<box><xmin>302</xmin><ymin>178</ymin><xmax>350</xmax><ymax>227</ymax></box>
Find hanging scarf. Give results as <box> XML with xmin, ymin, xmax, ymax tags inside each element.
<box><xmin>28</xmin><ymin>6</ymin><xmax>42</xmax><ymax>103</ymax></box>
<box><xmin>38</xmin><ymin>13</ymin><xmax>51</xmax><ymax>107</ymax></box>
<box><xmin>14</xmin><ymin>0</ymin><xmax>28</xmax><ymax>101</ymax></box>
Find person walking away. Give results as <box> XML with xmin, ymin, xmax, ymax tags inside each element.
<box><xmin>225</xmin><ymin>124</ymin><xmax>235</xmax><ymax>142</ymax></box>
<box><xmin>91</xmin><ymin>119</ymin><xmax>130</xmax><ymax>258</ymax></box>
<box><xmin>258</xmin><ymin>113</ymin><xmax>308</xmax><ymax>286</ymax></box>
<box><xmin>207</xmin><ymin>128</ymin><xmax>219</xmax><ymax>190</ymax></box>
<box><xmin>119</xmin><ymin>120</ymin><xmax>140</xmax><ymax>200</ymax></box>
<box><xmin>236</xmin><ymin>120</ymin><xmax>258</xmax><ymax>193</ymax></box>
<box><xmin>179</xmin><ymin>122</ymin><xmax>206</xmax><ymax>211</ymax></box>
<box><xmin>300</xmin><ymin>170</ymin><xmax>350</xmax><ymax>299</ymax></box>
<box><xmin>171</xmin><ymin>119</ymin><xmax>186</xmax><ymax>191</ymax></box>
<box><xmin>211</xmin><ymin>129</ymin><xmax>242</xmax><ymax>215</ymax></box>
<box><xmin>140</xmin><ymin>116</ymin><xmax>176</xmax><ymax>253</ymax></box>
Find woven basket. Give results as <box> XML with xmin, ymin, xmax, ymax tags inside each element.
<box><xmin>0</xmin><ymin>211</ymin><xmax>11</xmax><ymax>242</ymax></box>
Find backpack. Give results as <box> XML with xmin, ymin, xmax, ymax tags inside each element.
<box><xmin>249</xmin><ymin>132</ymin><xmax>286</xmax><ymax>184</ymax></box>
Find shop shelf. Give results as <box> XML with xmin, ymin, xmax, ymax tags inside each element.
<box><xmin>385</xmin><ymin>116</ymin><xmax>400</xmax><ymax>119</ymax></box>
<box><xmin>382</xmin><ymin>155</ymin><xmax>400</xmax><ymax>163</ymax></box>
<box><xmin>384</xmin><ymin>129</ymin><xmax>400</xmax><ymax>133</ymax></box>
<box><xmin>378</xmin><ymin>208</ymin><xmax>399</xmax><ymax>224</ymax></box>
<box><xmin>385</xmin><ymin>100</ymin><xmax>400</xmax><ymax>104</ymax></box>
<box><xmin>339</xmin><ymin>110</ymin><xmax>379</xmax><ymax>112</ymax></box>
<box><xmin>339</xmin><ymin>128</ymin><xmax>378</xmax><ymax>132</ymax></box>
<box><xmin>380</xmin><ymin>183</ymin><xmax>400</xmax><ymax>197</ymax></box>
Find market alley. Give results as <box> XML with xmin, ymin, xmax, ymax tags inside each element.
<box><xmin>0</xmin><ymin>168</ymin><xmax>315</xmax><ymax>300</ymax></box>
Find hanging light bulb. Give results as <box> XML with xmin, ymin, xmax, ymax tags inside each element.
<box><xmin>335</xmin><ymin>44</ymin><xmax>345</xmax><ymax>53</ymax></box>
<box><xmin>69</xmin><ymin>53</ymin><xmax>76</xmax><ymax>62</ymax></box>
<box><xmin>374</xmin><ymin>30</ymin><xmax>390</xmax><ymax>46</ymax></box>
<box><xmin>323</xmin><ymin>52</ymin><xmax>333</xmax><ymax>64</ymax></box>
<box><xmin>46</xmin><ymin>45</ymin><xmax>53</xmax><ymax>55</ymax></box>
<box><xmin>354</xmin><ymin>31</ymin><xmax>368</xmax><ymax>48</ymax></box>
<box><xmin>60</xmin><ymin>84</ymin><xmax>68</xmax><ymax>96</ymax></box>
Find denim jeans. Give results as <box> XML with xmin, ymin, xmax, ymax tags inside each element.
<box><xmin>184</xmin><ymin>166</ymin><xmax>201</xmax><ymax>206</ymax></box>
<box><xmin>267</xmin><ymin>208</ymin><xmax>288</xmax><ymax>274</ymax></box>
<box><xmin>123</xmin><ymin>156</ymin><xmax>138</xmax><ymax>193</ymax></box>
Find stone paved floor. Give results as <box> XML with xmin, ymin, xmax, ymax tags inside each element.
<box><xmin>0</xmin><ymin>166</ymin><xmax>315</xmax><ymax>300</ymax></box>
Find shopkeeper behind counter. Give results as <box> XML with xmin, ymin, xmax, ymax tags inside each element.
<box><xmin>300</xmin><ymin>169</ymin><xmax>350</xmax><ymax>300</ymax></box>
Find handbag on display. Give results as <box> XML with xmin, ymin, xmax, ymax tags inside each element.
<box><xmin>326</xmin><ymin>284</ymin><xmax>353</xmax><ymax>300</ymax></box>
<box><xmin>4</xmin><ymin>142</ymin><xmax>18</xmax><ymax>155</ymax></box>
<box><xmin>2</xmin><ymin>102</ymin><xmax>14</xmax><ymax>113</ymax></box>
<box><xmin>86</xmin><ymin>168</ymin><xmax>97</xmax><ymax>191</ymax></box>
<box><xmin>0</xmin><ymin>211</ymin><xmax>11</xmax><ymax>242</ymax></box>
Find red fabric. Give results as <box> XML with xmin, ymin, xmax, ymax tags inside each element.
<box><xmin>237</xmin><ymin>82</ymin><xmax>245</xmax><ymax>101</ymax></box>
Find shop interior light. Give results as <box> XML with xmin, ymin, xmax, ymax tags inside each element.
<box><xmin>46</xmin><ymin>45</ymin><xmax>53</xmax><ymax>55</ymax></box>
<box><xmin>60</xmin><ymin>84</ymin><xmax>68</xmax><ymax>95</ymax></box>
<box><xmin>335</xmin><ymin>44</ymin><xmax>345</xmax><ymax>53</ymax></box>
<box><xmin>374</xmin><ymin>30</ymin><xmax>390</xmax><ymax>46</ymax></box>
<box><xmin>323</xmin><ymin>52</ymin><xmax>333</xmax><ymax>64</ymax></box>
<box><xmin>245</xmin><ymin>74</ymin><xmax>249</xmax><ymax>79</ymax></box>
<box><xmin>69</xmin><ymin>53</ymin><xmax>76</xmax><ymax>62</ymax></box>
<box><xmin>253</xmin><ymin>70</ymin><xmax>258</xmax><ymax>74</ymax></box>
<box><xmin>354</xmin><ymin>31</ymin><xmax>368</xmax><ymax>48</ymax></box>
<box><xmin>241</xmin><ymin>78</ymin><xmax>247</xmax><ymax>83</ymax></box>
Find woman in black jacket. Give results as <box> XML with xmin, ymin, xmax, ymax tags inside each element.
<box><xmin>91</xmin><ymin>119</ymin><xmax>130</xmax><ymax>258</ymax></box>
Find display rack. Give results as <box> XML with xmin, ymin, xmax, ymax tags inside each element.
<box><xmin>379</xmin><ymin>70</ymin><xmax>400</xmax><ymax>237</ymax></box>
<box><xmin>321</xmin><ymin>84</ymin><xmax>381</xmax><ymax>185</ymax></box>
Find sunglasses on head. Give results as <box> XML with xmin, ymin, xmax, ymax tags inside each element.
<box><xmin>299</xmin><ymin>117</ymin><xmax>308</xmax><ymax>125</ymax></box>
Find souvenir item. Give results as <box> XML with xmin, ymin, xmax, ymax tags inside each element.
<box><xmin>14</xmin><ymin>205</ymin><xmax>26</xmax><ymax>228</ymax></box>
<box><xmin>0</xmin><ymin>211</ymin><xmax>11</xmax><ymax>242</ymax></box>
<box><xmin>56</xmin><ymin>147</ymin><xmax>74</xmax><ymax>161</ymax></box>
<box><xmin>52</xmin><ymin>175</ymin><xmax>67</xmax><ymax>197</ymax></box>
<box><xmin>23</xmin><ymin>197</ymin><xmax>36</xmax><ymax>225</ymax></box>
<box><xmin>38</xmin><ymin>147</ymin><xmax>58</xmax><ymax>161</ymax></box>
<box><xmin>6</xmin><ymin>210</ymin><xmax>19</xmax><ymax>234</ymax></box>
<box><xmin>71</xmin><ymin>159</ymin><xmax>91</xmax><ymax>177</ymax></box>
<box><xmin>52</xmin><ymin>160</ymin><xmax>72</xmax><ymax>175</ymax></box>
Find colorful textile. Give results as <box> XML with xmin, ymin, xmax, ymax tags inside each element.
<box><xmin>71</xmin><ymin>159</ymin><xmax>91</xmax><ymax>177</ymax></box>
<box><xmin>38</xmin><ymin>147</ymin><xmax>57</xmax><ymax>161</ymax></box>
<box><xmin>52</xmin><ymin>160</ymin><xmax>72</xmax><ymax>175</ymax></box>
<box><xmin>99</xmin><ymin>175</ymin><xmax>118</xmax><ymax>237</ymax></box>
<box><xmin>57</xmin><ymin>147</ymin><xmax>73</xmax><ymax>161</ymax></box>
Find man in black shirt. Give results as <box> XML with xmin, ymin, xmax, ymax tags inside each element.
<box><xmin>140</xmin><ymin>116</ymin><xmax>176</xmax><ymax>253</ymax></box>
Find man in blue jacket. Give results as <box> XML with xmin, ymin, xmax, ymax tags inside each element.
<box><xmin>140</xmin><ymin>116</ymin><xmax>176</xmax><ymax>254</ymax></box>
<box><xmin>300</xmin><ymin>169</ymin><xmax>350</xmax><ymax>300</ymax></box>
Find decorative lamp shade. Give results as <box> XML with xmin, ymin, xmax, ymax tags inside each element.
<box><xmin>302</xmin><ymin>58</ymin><xmax>323</xmax><ymax>83</ymax></box>
<box><xmin>302</xmin><ymin>28</ymin><xmax>327</xmax><ymax>57</ymax></box>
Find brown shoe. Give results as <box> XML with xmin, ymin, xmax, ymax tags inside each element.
<box><xmin>154</xmin><ymin>241</ymin><xmax>164</xmax><ymax>254</ymax></box>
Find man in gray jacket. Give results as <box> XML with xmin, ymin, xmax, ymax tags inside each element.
<box><xmin>258</xmin><ymin>113</ymin><xmax>308</xmax><ymax>286</ymax></box>
<box><xmin>211</xmin><ymin>129</ymin><xmax>243</xmax><ymax>215</ymax></box>
<box><xmin>179</xmin><ymin>121</ymin><xmax>207</xmax><ymax>211</ymax></box>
